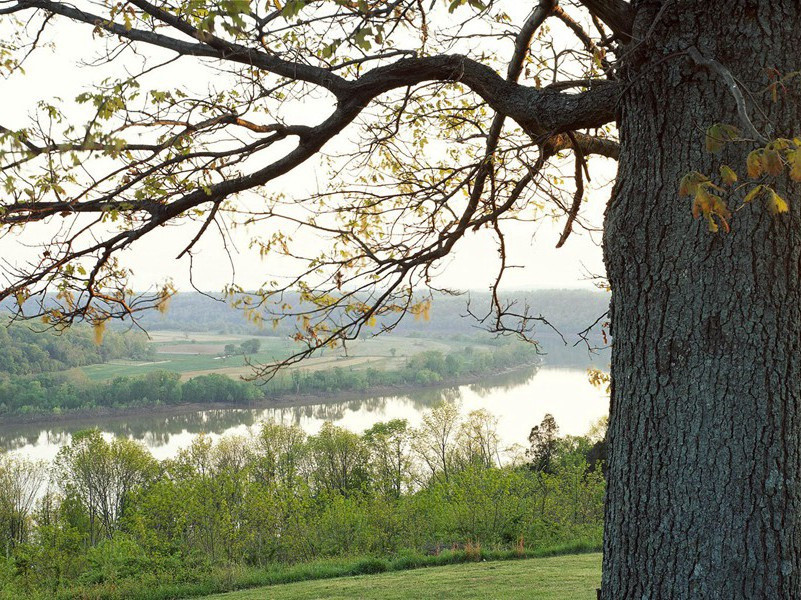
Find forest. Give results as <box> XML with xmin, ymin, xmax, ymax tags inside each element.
<box><xmin>0</xmin><ymin>324</ymin><xmax>153</xmax><ymax>376</ymax></box>
<box><xmin>0</xmin><ymin>410</ymin><xmax>606</xmax><ymax>600</ymax></box>
<box><xmin>0</xmin><ymin>344</ymin><xmax>542</xmax><ymax>418</ymax></box>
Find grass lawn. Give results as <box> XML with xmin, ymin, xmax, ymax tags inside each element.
<box><xmin>203</xmin><ymin>553</ymin><xmax>601</xmax><ymax>600</ymax></box>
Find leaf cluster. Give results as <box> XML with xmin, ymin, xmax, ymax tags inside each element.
<box><xmin>679</xmin><ymin>123</ymin><xmax>801</xmax><ymax>232</ymax></box>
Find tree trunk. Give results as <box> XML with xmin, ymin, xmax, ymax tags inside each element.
<box><xmin>602</xmin><ymin>1</ymin><xmax>801</xmax><ymax>597</ymax></box>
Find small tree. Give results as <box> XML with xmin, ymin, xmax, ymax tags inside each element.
<box><xmin>254</xmin><ymin>421</ymin><xmax>309</xmax><ymax>488</ymax></box>
<box><xmin>308</xmin><ymin>422</ymin><xmax>369</xmax><ymax>496</ymax></box>
<box><xmin>0</xmin><ymin>454</ymin><xmax>47</xmax><ymax>550</ymax></box>
<box><xmin>240</xmin><ymin>339</ymin><xmax>261</xmax><ymax>354</ymax></box>
<box><xmin>457</xmin><ymin>409</ymin><xmax>502</xmax><ymax>469</ymax></box>
<box><xmin>55</xmin><ymin>430</ymin><xmax>157</xmax><ymax>543</ymax></box>
<box><xmin>413</xmin><ymin>402</ymin><xmax>461</xmax><ymax>485</ymax></box>
<box><xmin>527</xmin><ymin>414</ymin><xmax>559</xmax><ymax>474</ymax></box>
<box><xmin>363</xmin><ymin>419</ymin><xmax>413</xmax><ymax>498</ymax></box>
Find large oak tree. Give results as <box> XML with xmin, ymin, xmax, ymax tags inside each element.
<box><xmin>1</xmin><ymin>0</ymin><xmax>799</xmax><ymax>597</ymax></box>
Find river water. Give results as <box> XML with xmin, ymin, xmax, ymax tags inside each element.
<box><xmin>1</xmin><ymin>366</ymin><xmax>609</xmax><ymax>463</ymax></box>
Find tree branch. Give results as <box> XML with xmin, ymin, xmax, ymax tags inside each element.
<box><xmin>352</xmin><ymin>55</ymin><xmax>619</xmax><ymax>137</ymax></box>
<box><xmin>577</xmin><ymin>0</ymin><xmax>634</xmax><ymax>41</ymax></box>
<box><xmin>685</xmin><ymin>46</ymin><xmax>769</xmax><ymax>144</ymax></box>
<box><xmin>16</xmin><ymin>0</ymin><xmax>351</xmax><ymax>97</ymax></box>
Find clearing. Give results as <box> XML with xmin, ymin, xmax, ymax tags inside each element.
<box><xmin>80</xmin><ymin>332</ymin><xmax>485</xmax><ymax>381</ymax></box>
<box><xmin>203</xmin><ymin>553</ymin><xmax>601</xmax><ymax>599</ymax></box>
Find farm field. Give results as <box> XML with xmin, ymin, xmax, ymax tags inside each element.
<box><xmin>79</xmin><ymin>332</ymin><xmax>488</xmax><ymax>381</ymax></box>
<box><xmin>203</xmin><ymin>553</ymin><xmax>602</xmax><ymax>600</ymax></box>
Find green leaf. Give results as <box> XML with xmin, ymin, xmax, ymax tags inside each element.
<box><xmin>705</xmin><ymin>123</ymin><xmax>740</xmax><ymax>153</ymax></box>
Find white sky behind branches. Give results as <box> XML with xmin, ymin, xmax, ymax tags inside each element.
<box><xmin>0</xmin><ymin>3</ymin><xmax>614</xmax><ymax>294</ymax></box>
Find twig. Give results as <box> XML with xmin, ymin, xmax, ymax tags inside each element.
<box><xmin>685</xmin><ymin>46</ymin><xmax>769</xmax><ymax>144</ymax></box>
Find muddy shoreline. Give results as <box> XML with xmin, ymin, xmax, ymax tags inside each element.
<box><xmin>0</xmin><ymin>362</ymin><xmax>540</xmax><ymax>428</ymax></box>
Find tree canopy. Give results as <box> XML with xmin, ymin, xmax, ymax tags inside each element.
<box><xmin>0</xmin><ymin>0</ymin><xmax>621</xmax><ymax>374</ymax></box>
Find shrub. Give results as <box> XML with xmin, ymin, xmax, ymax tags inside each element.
<box><xmin>350</xmin><ymin>557</ymin><xmax>389</xmax><ymax>575</ymax></box>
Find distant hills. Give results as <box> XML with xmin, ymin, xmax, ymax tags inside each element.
<box><xmin>2</xmin><ymin>289</ymin><xmax>610</xmax><ymax>368</ymax></box>
<box><xmin>130</xmin><ymin>289</ymin><xmax>609</xmax><ymax>336</ymax></box>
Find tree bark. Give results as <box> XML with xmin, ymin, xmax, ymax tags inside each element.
<box><xmin>602</xmin><ymin>1</ymin><xmax>801</xmax><ymax>597</ymax></box>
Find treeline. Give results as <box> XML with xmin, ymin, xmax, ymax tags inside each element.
<box><xmin>268</xmin><ymin>343</ymin><xmax>541</xmax><ymax>395</ymax></box>
<box><xmin>0</xmin><ymin>410</ymin><xmax>606</xmax><ymax>600</ymax></box>
<box><xmin>0</xmin><ymin>372</ymin><xmax>259</xmax><ymax>416</ymax></box>
<box><xmin>104</xmin><ymin>290</ymin><xmax>609</xmax><ymax>342</ymax></box>
<box><xmin>0</xmin><ymin>322</ymin><xmax>153</xmax><ymax>376</ymax></box>
<box><xmin>0</xmin><ymin>344</ymin><xmax>539</xmax><ymax>417</ymax></box>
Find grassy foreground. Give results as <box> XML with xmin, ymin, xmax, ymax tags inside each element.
<box><xmin>203</xmin><ymin>553</ymin><xmax>602</xmax><ymax>600</ymax></box>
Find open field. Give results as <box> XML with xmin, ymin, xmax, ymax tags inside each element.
<box><xmin>203</xmin><ymin>553</ymin><xmax>601</xmax><ymax>600</ymax></box>
<box><xmin>80</xmin><ymin>332</ymin><xmax>486</xmax><ymax>381</ymax></box>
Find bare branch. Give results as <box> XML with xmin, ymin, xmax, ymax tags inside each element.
<box><xmin>577</xmin><ymin>0</ymin><xmax>634</xmax><ymax>41</ymax></box>
<box><xmin>685</xmin><ymin>45</ymin><xmax>769</xmax><ymax>144</ymax></box>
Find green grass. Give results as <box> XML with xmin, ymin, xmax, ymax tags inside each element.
<box><xmin>203</xmin><ymin>553</ymin><xmax>602</xmax><ymax>600</ymax></box>
<box><xmin>45</xmin><ymin>542</ymin><xmax>601</xmax><ymax>600</ymax></box>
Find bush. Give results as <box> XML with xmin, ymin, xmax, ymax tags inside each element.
<box><xmin>350</xmin><ymin>557</ymin><xmax>389</xmax><ymax>575</ymax></box>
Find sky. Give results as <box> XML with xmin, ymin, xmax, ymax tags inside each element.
<box><xmin>0</xmin><ymin>6</ymin><xmax>615</xmax><ymax>295</ymax></box>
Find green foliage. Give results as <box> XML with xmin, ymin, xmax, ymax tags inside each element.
<box><xmin>704</xmin><ymin>123</ymin><xmax>740</xmax><ymax>154</ymax></box>
<box><xmin>0</xmin><ymin>370</ymin><xmax>185</xmax><ymax>416</ymax></box>
<box><xmin>0</xmin><ymin>321</ymin><xmax>153</xmax><ymax>376</ymax></box>
<box><xmin>0</xmin><ymin>412</ymin><xmax>605</xmax><ymax>599</ymax></box>
<box><xmin>0</xmin><ymin>341</ymin><xmax>539</xmax><ymax>418</ymax></box>
<box><xmin>181</xmin><ymin>374</ymin><xmax>261</xmax><ymax>405</ymax></box>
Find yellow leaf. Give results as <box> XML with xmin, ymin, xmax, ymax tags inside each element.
<box><xmin>788</xmin><ymin>149</ymin><xmax>801</xmax><ymax>182</ymax></box>
<box><xmin>767</xmin><ymin>188</ymin><xmax>789</xmax><ymax>214</ymax></box>
<box><xmin>743</xmin><ymin>185</ymin><xmax>764</xmax><ymax>204</ymax></box>
<box><xmin>772</xmin><ymin>138</ymin><xmax>793</xmax><ymax>151</ymax></box>
<box><xmin>705</xmin><ymin>127</ymin><xmax>724</xmax><ymax>154</ymax></box>
<box><xmin>720</xmin><ymin>165</ymin><xmax>738</xmax><ymax>186</ymax></box>
<box><xmin>678</xmin><ymin>171</ymin><xmax>708</xmax><ymax>197</ymax></box>
<box><xmin>93</xmin><ymin>319</ymin><xmax>107</xmax><ymax>345</ymax></box>
<box><xmin>691</xmin><ymin>197</ymin><xmax>702</xmax><ymax>219</ymax></box>
<box><xmin>705</xmin><ymin>123</ymin><xmax>740</xmax><ymax>154</ymax></box>
<box><xmin>156</xmin><ymin>295</ymin><xmax>170</xmax><ymax>314</ymax></box>
<box><xmin>693</xmin><ymin>188</ymin><xmax>712</xmax><ymax>219</ymax></box>
<box><xmin>764</xmin><ymin>148</ymin><xmax>783</xmax><ymax>176</ymax></box>
<box><xmin>747</xmin><ymin>150</ymin><xmax>764</xmax><ymax>178</ymax></box>
<box><xmin>712</xmin><ymin>195</ymin><xmax>731</xmax><ymax>220</ymax></box>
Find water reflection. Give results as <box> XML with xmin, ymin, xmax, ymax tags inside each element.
<box><xmin>1</xmin><ymin>366</ymin><xmax>609</xmax><ymax>462</ymax></box>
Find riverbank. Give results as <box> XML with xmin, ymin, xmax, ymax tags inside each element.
<box><xmin>0</xmin><ymin>360</ymin><xmax>541</xmax><ymax>427</ymax></box>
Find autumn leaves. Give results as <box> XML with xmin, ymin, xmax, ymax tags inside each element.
<box><xmin>678</xmin><ymin>124</ymin><xmax>801</xmax><ymax>233</ymax></box>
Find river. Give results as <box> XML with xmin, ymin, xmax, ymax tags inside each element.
<box><xmin>0</xmin><ymin>366</ymin><xmax>609</xmax><ymax>463</ymax></box>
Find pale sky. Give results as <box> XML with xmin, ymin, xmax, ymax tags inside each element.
<box><xmin>0</xmin><ymin>7</ymin><xmax>615</xmax><ymax>294</ymax></box>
